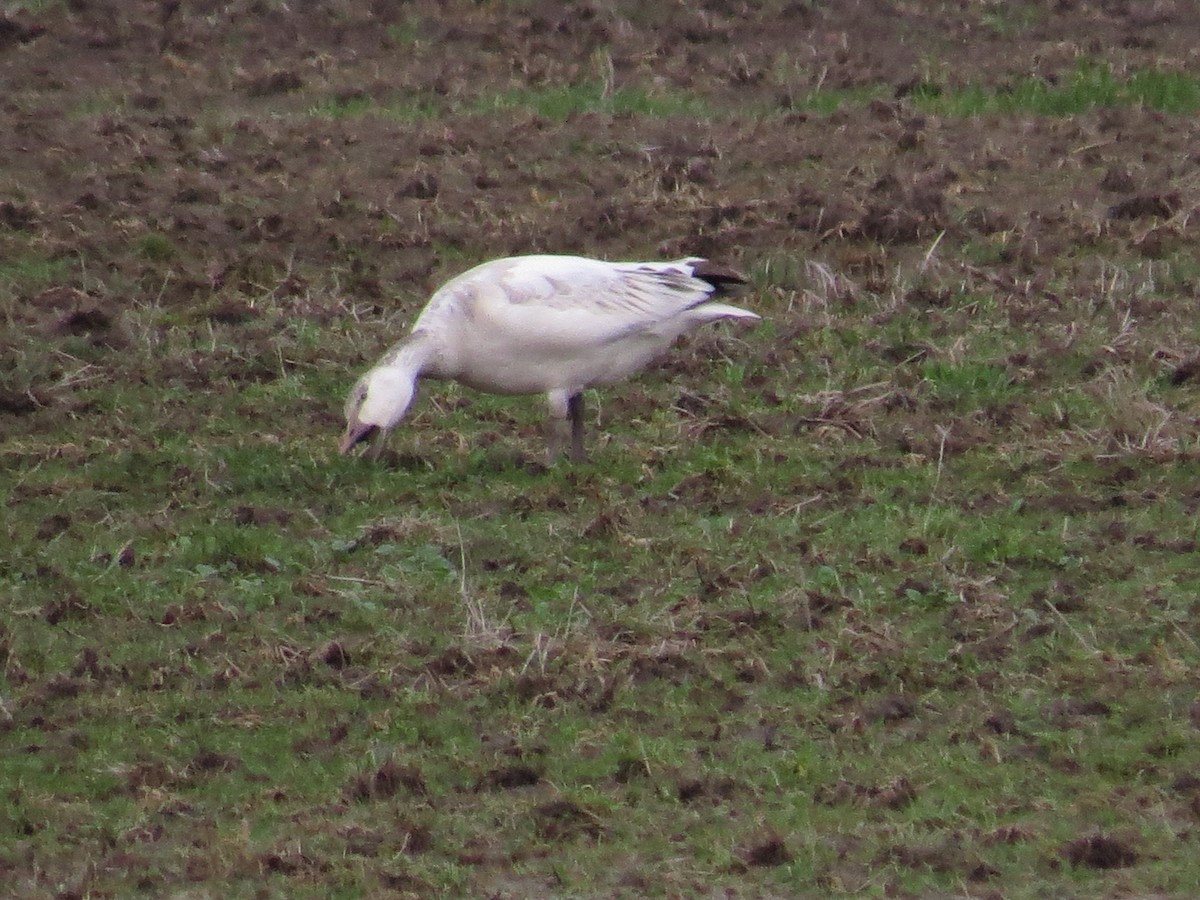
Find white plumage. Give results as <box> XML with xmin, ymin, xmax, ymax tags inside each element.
<box><xmin>340</xmin><ymin>254</ymin><xmax>761</xmax><ymax>462</ymax></box>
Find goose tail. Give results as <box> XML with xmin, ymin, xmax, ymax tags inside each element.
<box><xmin>692</xmin><ymin>301</ymin><xmax>761</xmax><ymax>323</ymax></box>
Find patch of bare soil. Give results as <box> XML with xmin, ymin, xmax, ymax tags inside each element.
<box><xmin>532</xmin><ymin>797</ymin><xmax>606</xmax><ymax>842</ymax></box>
<box><xmin>1061</xmin><ymin>833</ymin><xmax>1140</xmax><ymax>869</ymax></box>
<box><xmin>343</xmin><ymin>756</ymin><xmax>427</xmax><ymax>801</ymax></box>
<box><xmin>2</xmin><ymin>1</ymin><xmax>1198</xmax><ymax>341</ymax></box>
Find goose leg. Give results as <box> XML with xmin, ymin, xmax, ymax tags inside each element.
<box><xmin>546</xmin><ymin>390</ymin><xmax>571</xmax><ymax>464</ymax></box>
<box><xmin>368</xmin><ymin>428</ymin><xmax>389</xmax><ymax>461</ymax></box>
<box><xmin>568</xmin><ymin>392</ymin><xmax>587</xmax><ymax>463</ymax></box>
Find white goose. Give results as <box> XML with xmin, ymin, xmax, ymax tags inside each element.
<box><xmin>340</xmin><ymin>254</ymin><xmax>760</xmax><ymax>463</ymax></box>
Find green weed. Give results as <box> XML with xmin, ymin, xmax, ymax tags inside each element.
<box><xmin>133</xmin><ymin>232</ymin><xmax>176</xmax><ymax>262</ymax></box>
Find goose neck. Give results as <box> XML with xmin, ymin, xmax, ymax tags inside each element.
<box><xmin>380</xmin><ymin>331</ymin><xmax>436</xmax><ymax>376</ymax></box>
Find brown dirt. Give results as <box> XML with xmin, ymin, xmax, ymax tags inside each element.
<box><xmin>4</xmin><ymin>1</ymin><xmax>1199</xmax><ymax>334</ymax></box>
<box><xmin>1061</xmin><ymin>832</ymin><xmax>1140</xmax><ymax>869</ymax></box>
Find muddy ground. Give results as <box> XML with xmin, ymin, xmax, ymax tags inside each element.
<box><xmin>3</xmin><ymin>0</ymin><xmax>1198</xmax><ymax>337</ymax></box>
<box><xmin>3</xmin><ymin>0</ymin><xmax>1200</xmax><ymax>896</ymax></box>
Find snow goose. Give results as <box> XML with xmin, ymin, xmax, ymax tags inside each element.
<box><xmin>340</xmin><ymin>254</ymin><xmax>760</xmax><ymax>463</ymax></box>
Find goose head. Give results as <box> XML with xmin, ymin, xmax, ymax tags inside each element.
<box><xmin>340</xmin><ymin>367</ymin><xmax>415</xmax><ymax>456</ymax></box>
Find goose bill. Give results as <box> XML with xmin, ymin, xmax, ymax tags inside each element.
<box><xmin>340</xmin><ymin>422</ymin><xmax>380</xmax><ymax>455</ymax></box>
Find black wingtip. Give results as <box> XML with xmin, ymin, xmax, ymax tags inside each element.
<box><xmin>689</xmin><ymin>259</ymin><xmax>749</xmax><ymax>295</ymax></box>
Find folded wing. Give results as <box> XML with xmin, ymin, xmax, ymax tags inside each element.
<box><xmin>416</xmin><ymin>255</ymin><xmax>750</xmax><ymax>357</ymax></box>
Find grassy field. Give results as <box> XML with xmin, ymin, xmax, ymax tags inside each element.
<box><xmin>3</xmin><ymin>1</ymin><xmax>1200</xmax><ymax>897</ymax></box>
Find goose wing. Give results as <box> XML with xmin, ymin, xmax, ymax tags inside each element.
<box><xmin>500</xmin><ymin>255</ymin><xmax>715</xmax><ymax>323</ymax></box>
<box><xmin>416</xmin><ymin>255</ymin><xmax>730</xmax><ymax>347</ymax></box>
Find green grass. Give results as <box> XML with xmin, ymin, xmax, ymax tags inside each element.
<box><xmin>914</xmin><ymin>61</ymin><xmax>1200</xmax><ymax>116</ymax></box>
<box><xmin>470</xmin><ymin>81</ymin><xmax>710</xmax><ymax>119</ymax></box>
<box><xmin>5</xmin><ymin>8</ymin><xmax>1200</xmax><ymax>894</ymax></box>
<box><xmin>0</xmin><ymin>250</ymin><xmax>69</xmax><ymax>296</ymax></box>
<box><xmin>6</xmin><ymin>252</ymin><xmax>1199</xmax><ymax>895</ymax></box>
<box><xmin>307</xmin><ymin>62</ymin><xmax>1200</xmax><ymax>126</ymax></box>
<box><xmin>782</xmin><ymin>84</ymin><xmax>890</xmax><ymax>116</ymax></box>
